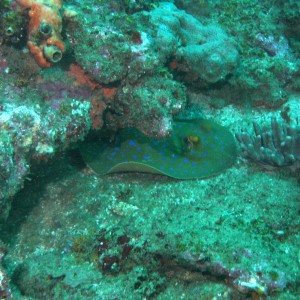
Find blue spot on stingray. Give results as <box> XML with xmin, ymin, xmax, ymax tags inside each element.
<box><xmin>128</xmin><ymin>140</ymin><xmax>136</xmax><ymax>146</ymax></box>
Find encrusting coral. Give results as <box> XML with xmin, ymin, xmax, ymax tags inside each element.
<box><xmin>16</xmin><ymin>0</ymin><xmax>65</xmax><ymax>67</ymax></box>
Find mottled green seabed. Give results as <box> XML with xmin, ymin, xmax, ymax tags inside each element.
<box><xmin>1</xmin><ymin>151</ymin><xmax>299</xmax><ymax>299</ymax></box>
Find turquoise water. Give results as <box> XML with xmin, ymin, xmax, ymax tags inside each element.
<box><xmin>0</xmin><ymin>1</ymin><xmax>299</xmax><ymax>299</ymax></box>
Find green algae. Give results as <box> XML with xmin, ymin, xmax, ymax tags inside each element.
<box><xmin>80</xmin><ymin>119</ymin><xmax>237</xmax><ymax>179</ymax></box>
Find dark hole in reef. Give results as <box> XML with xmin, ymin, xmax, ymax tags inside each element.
<box><xmin>40</xmin><ymin>23</ymin><xmax>52</xmax><ymax>37</ymax></box>
<box><xmin>52</xmin><ymin>51</ymin><xmax>62</xmax><ymax>62</ymax></box>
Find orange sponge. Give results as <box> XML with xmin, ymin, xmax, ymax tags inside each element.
<box><xmin>18</xmin><ymin>0</ymin><xmax>65</xmax><ymax>68</ymax></box>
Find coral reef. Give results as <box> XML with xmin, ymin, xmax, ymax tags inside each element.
<box><xmin>0</xmin><ymin>1</ymin><xmax>300</xmax><ymax>299</ymax></box>
<box><xmin>0</xmin><ymin>0</ymin><xmax>24</xmax><ymax>45</ymax></box>
<box><xmin>236</xmin><ymin>117</ymin><xmax>300</xmax><ymax>168</ymax></box>
<box><xmin>70</xmin><ymin>1</ymin><xmax>239</xmax><ymax>87</ymax></box>
<box><xmin>104</xmin><ymin>76</ymin><xmax>186</xmax><ymax>136</ymax></box>
<box><xmin>65</xmin><ymin>1</ymin><xmax>238</xmax><ymax>133</ymax></box>
<box><xmin>0</xmin><ymin>92</ymin><xmax>92</xmax><ymax>220</ymax></box>
<box><xmin>150</xmin><ymin>2</ymin><xmax>239</xmax><ymax>85</ymax></box>
<box><xmin>177</xmin><ymin>0</ymin><xmax>300</xmax><ymax>107</ymax></box>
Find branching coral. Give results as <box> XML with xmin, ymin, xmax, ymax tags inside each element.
<box><xmin>236</xmin><ymin>117</ymin><xmax>300</xmax><ymax>168</ymax></box>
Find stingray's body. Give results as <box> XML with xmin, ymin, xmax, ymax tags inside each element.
<box><xmin>80</xmin><ymin>119</ymin><xmax>237</xmax><ymax>179</ymax></box>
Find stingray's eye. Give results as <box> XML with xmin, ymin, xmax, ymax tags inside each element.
<box><xmin>187</xmin><ymin>135</ymin><xmax>199</xmax><ymax>144</ymax></box>
<box><xmin>39</xmin><ymin>23</ymin><xmax>52</xmax><ymax>38</ymax></box>
<box><xmin>184</xmin><ymin>135</ymin><xmax>200</xmax><ymax>150</ymax></box>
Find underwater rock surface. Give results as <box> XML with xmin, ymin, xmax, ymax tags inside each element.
<box><xmin>1</xmin><ymin>156</ymin><xmax>299</xmax><ymax>299</ymax></box>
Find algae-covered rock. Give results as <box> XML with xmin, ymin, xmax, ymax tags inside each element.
<box><xmin>150</xmin><ymin>2</ymin><xmax>239</xmax><ymax>85</ymax></box>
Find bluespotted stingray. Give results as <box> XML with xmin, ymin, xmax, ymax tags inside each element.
<box><xmin>80</xmin><ymin>119</ymin><xmax>237</xmax><ymax>179</ymax></box>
